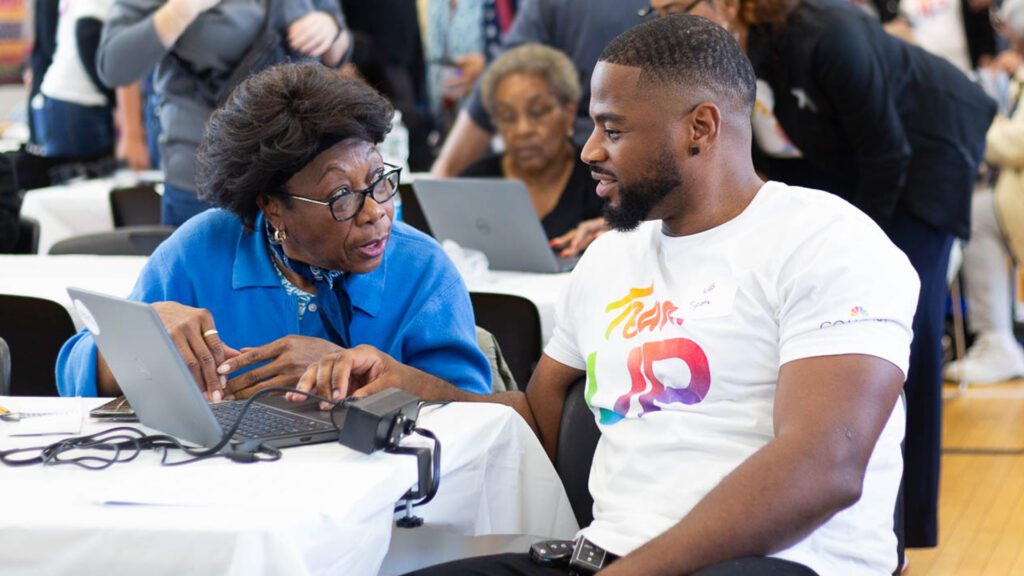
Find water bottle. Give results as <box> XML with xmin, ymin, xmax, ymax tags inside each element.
<box><xmin>381</xmin><ymin>110</ymin><xmax>410</xmax><ymax>221</ymax></box>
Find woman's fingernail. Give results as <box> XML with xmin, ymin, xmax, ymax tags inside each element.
<box><xmin>212</xmin><ymin>389</ymin><xmax>223</xmax><ymax>402</ymax></box>
<box><xmin>217</xmin><ymin>364</ymin><xmax>230</xmax><ymax>374</ymax></box>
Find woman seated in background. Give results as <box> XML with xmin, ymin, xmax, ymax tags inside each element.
<box><xmin>460</xmin><ymin>44</ymin><xmax>606</xmax><ymax>258</ymax></box>
<box><xmin>57</xmin><ymin>63</ymin><xmax>491</xmax><ymax>402</ymax></box>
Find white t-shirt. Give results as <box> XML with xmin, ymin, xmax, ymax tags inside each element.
<box><xmin>40</xmin><ymin>0</ymin><xmax>114</xmax><ymax>107</ymax></box>
<box><xmin>545</xmin><ymin>181</ymin><xmax>919</xmax><ymax>576</ymax></box>
<box><xmin>903</xmin><ymin>0</ymin><xmax>973</xmax><ymax>73</ymax></box>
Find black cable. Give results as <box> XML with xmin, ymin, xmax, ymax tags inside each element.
<box><xmin>0</xmin><ymin>387</ymin><xmax>348</xmax><ymax>470</ymax></box>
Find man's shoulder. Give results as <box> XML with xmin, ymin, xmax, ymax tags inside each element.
<box><xmin>756</xmin><ymin>181</ymin><xmax>879</xmax><ymax>234</ymax></box>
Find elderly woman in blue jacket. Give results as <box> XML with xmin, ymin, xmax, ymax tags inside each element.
<box><xmin>57</xmin><ymin>63</ymin><xmax>492</xmax><ymax>402</ymax></box>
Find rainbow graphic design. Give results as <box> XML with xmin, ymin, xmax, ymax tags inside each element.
<box><xmin>587</xmin><ymin>285</ymin><xmax>712</xmax><ymax>425</ymax></box>
<box><xmin>850</xmin><ymin>306</ymin><xmax>869</xmax><ymax>318</ymax></box>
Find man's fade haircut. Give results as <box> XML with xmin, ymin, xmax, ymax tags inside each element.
<box><xmin>598</xmin><ymin>14</ymin><xmax>755</xmax><ymax>115</ymax></box>
<box><xmin>196</xmin><ymin>62</ymin><xmax>394</xmax><ymax>231</ymax></box>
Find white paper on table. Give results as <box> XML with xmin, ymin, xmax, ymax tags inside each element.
<box><xmin>0</xmin><ymin>397</ymin><xmax>84</xmax><ymax>436</ymax></box>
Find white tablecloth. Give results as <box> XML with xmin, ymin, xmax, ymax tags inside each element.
<box><xmin>20</xmin><ymin>172</ymin><xmax>162</xmax><ymax>254</ymax></box>
<box><xmin>0</xmin><ymin>255</ymin><xmax>569</xmax><ymax>341</ymax></box>
<box><xmin>0</xmin><ymin>255</ymin><xmax>147</xmax><ymax>330</ymax></box>
<box><xmin>0</xmin><ymin>397</ymin><xmax>578</xmax><ymax>576</ymax></box>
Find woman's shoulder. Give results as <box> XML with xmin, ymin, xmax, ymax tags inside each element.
<box><xmin>389</xmin><ymin>220</ymin><xmax>447</xmax><ymax>259</ymax></box>
<box><xmin>154</xmin><ymin>209</ymin><xmax>244</xmax><ymax>259</ymax></box>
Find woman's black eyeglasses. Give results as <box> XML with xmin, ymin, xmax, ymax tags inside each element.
<box><xmin>285</xmin><ymin>164</ymin><xmax>402</xmax><ymax>222</ymax></box>
<box><xmin>637</xmin><ymin>0</ymin><xmax>706</xmax><ymax>17</ymax></box>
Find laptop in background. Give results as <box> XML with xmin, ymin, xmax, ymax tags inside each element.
<box><xmin>67</xmin><ymin>288</ymin><xmax>341</xmax><ymax>450</ymax></box>
<box><xmin>411</xmin><ymin>178</ymin><xmax>578</xmax><ymax>274</ymax></box>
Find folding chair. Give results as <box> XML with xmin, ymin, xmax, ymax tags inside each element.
<box><xmin>110</xmin><ymin>184</ymin><xmax>161</xmax><ymax>227</ymax></box>
<box><xmin>0</xmin><ymin>336</ymin><xmax>10</xmax><ymax>396</ymax></box>
<box><xmin>554</xmin><ymin>378</ymin><xmax>601</xmax><ymax>528</ymax></box>
<box><xmin>0</xmin><ymin>295</ymin><xmax>76</xmax><ymax>396</ymax></box>
<box><xmin>469</xmin><ymin>292</ymin><xmax>542</xmax><ymax>390</ymax></box>
<box><xmin>13</xmin><ymin>217</ymin><xmax>40</xmax><ymax>254</ymax></box>
<box><xmin>48</xmin><ymin>226</ymin><xmax>174</xmax><ymax>256</ymax></box>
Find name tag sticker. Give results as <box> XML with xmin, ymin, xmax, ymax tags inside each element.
<box><xmin>680</xmin><ymin>278</ymin><xmax>737</xmax><ymax>320</ymax></box>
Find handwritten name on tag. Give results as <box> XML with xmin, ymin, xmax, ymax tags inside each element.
<box><xmin>680</xmin><ymin>278</ymin><xmax>737</xmax><ymax>320</ymax></box>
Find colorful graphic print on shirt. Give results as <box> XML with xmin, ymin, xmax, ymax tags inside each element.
<box><xmin>587</xmin><ymin>284</ymin><xmax>712</xmax><ymax>425</ymax></box>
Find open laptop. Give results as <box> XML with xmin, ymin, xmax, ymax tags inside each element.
<box><xmin>67</xmin><ymin>288</ymin><xmax>341</xmax><ymax>450</ymax></box>
<box><xmin>412</xmin><ymin>178</ymin><xmax>578</xmax><ymax>273</ymax></box>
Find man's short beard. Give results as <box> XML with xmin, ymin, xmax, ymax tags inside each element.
<box><xmin>602</xmin><ymin>150</ymin><xmax>681</xmax><ymax>232</ymax></box>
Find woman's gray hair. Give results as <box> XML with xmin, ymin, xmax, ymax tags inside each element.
<box><xmin>480</xmin><ymin>44</ymin><xmax>581</xmax><ymax>116</ymax></box>
<box><xmin>999</xmin><ymin>0</ymin><xmax>1024</xmax><ymax>35</ymax></box>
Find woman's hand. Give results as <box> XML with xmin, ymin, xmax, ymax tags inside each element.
<box><xmin>151</xmin><ymin>301</ymin><xmax>237</xmax><ymax>401</ymax></box>
<box><xmin>117</xmin><ymin>133</ymin><xmax>151</xmax><ymax>172</ymax></box>
<box><xmin>287</xmin><ymin>12</ymin><xmax>339</xmax><ymax>58</ymax></box>
<box><xmin>989</xmin><ymin>50</ymin><xmax>1023</xmax><ymax>76</ymax></box>
<box><xmin>444</xmin><ymin>53</ymin><xmax>485</xmax><ymax>99</ymax></box>
<box><xmin>218</xmin><ymin>336</ymin><xmax>343</xmax><ymax>399</ymax></box>
<box><xmin>549</xmin><ymin>217</ymin><xmax>608</xmax><ymax>258</ymax></box>
<box><xmin>289</xmin><ymin>345</ymin><xmax>406</xmax><ymax>410</ymax></box>
<box><xmin>154</xmin><ymin>0</ymin><xmax>222</xmax><ymax>46</ymax></box>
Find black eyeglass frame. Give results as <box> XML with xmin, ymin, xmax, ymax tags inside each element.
<box><xmin>284</xmin><ymin>163</ymin><xmax>402</xmax><ymax>222</ymax></box>
<box><xmin>637</xmin><ymin>0</ymin><xmax>706</xmax><ymax>17</ymax></box>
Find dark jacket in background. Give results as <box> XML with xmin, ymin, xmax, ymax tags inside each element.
<box><xmin>748</xmin><ymin>0</ymin><xmax>996</xmax><ymax>239</ymax></box>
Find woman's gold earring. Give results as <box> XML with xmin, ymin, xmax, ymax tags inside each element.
<box><xmin>272</xmin><ymin>226</ymin><xmax>287</xmax><ymax>244</ymax></box>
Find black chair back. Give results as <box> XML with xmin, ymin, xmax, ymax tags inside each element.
<box><xmin>0</xmin><ymin>295</ymin><xmax>76</xmax><ymax>396</ymax></box>
<box><xmin>13</xmin><ymin>217</ymin><xmax>40</xmax><ymax>254</ymax></box>
<box><xmin>554</xmin><ymin>378</ymin><xmax>601</xmax><ymax>528</ymax></box>
<box><xmin>469</xmin><ymin>292</ymin><xmax>542</xmax><ymax>390</ymax></box>
<box><xmin>48</xmin><ymin>226</ymin><xmax>174</xmax><ymax>256</ymax></box>
<box><xmin>110</xmin><ymin>184</ymin><xmax>162</xmax><ymax>227</ymax></box>
<box><xmin>0</xmin><ymin>336</ymin><xmax>10</xmax><ymax>396</ymax></box>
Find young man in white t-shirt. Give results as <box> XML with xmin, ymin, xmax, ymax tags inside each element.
<box><xmin>299</xmin><ymin>14</ymin><xmax>920</xmax><ymax>576</ymax></box>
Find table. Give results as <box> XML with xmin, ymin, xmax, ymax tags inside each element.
<box><xmin>0</xmin><ymin>255</ymin><xmax>569</xmax><ymax>341</ymax></box>
<box><xmin>20</xmin><ymin>172</ymin><xmax>162</xmax><ymax>254</ymax></box>
<box><xmin>0</xmin><ymin>255</ymin><xmax>147</xmax><ymax>330</ymax></box>
<box><xmin>0</xmin><ymin>397</ymin><xmax>578</xmax><ymax>576</ymax></box>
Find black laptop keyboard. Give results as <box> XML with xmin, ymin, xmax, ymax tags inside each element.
<box><xmin>210</xmin><ymin>401</ymin><xmax>334</xmax><ymax>439</ymax></box>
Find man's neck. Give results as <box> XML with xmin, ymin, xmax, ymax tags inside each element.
<box><xmin>661</xmin><ymin>169</ymin><xmax>764</xmax><ymax>237</ymax></box>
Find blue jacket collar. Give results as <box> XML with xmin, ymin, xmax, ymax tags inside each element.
<box><xmin>232</xmin><ymin>213</ymin><xmax>387</xmax><ymax>317</ymax></box>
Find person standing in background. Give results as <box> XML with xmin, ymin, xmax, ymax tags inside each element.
<box><xmin>97</xmin><ymin>0</ymin><xmax>351</xmax><ymax>227</ymax></box>
<box><xmin>30</xmin><ymin>0</ymin><xmax>150</xmax><ymax>185</ymax></box>
<box><xmin>429</xmin><ymin>0</ymin><xmax>647</xmax><ymax>177</ymax></box>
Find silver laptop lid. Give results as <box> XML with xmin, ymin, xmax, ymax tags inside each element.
<box><xmin>412</xmin><ymin>178</ymin><xmax>566</xmax><ymax>273</ymax></box>
<box><xmin>67</xmin><ymin>288</ymin><xmax>224</xmax><ymax>448</ymax></box>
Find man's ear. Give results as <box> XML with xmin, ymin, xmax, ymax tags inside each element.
<box><xmin>688</xmin><ymin>101</ymin><xmax>722</xmax><ymax>154</ymax></box>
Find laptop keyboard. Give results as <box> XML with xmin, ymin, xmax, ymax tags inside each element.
<box><xmin>211</xmin><ymin>401</ymin><xmax>335</xmax><ymax>439</ymax></box>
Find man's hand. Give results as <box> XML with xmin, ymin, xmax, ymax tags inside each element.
<box><xmin>287</xmin><ymin>12</ymin><xmax>339</xmax><ymax>58</ymax></box>
<box><xmin>289</xmin><ymin>344</ymin><xmax>407</xmax><ymax>409</ymax></box>
<box><xmin>549</xmin><ymin>217</ymin><xmax>607</xmax><ymax>258</ymax></box>
<box><xmin>217</xmin><ymin>336</ymin><xmax>343</xmax><ymax>399</ymax></box>
<box><xmin>151</xmin><ymin>301</ymin><xmax>237</xmax><ymax>401</ymax></box>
